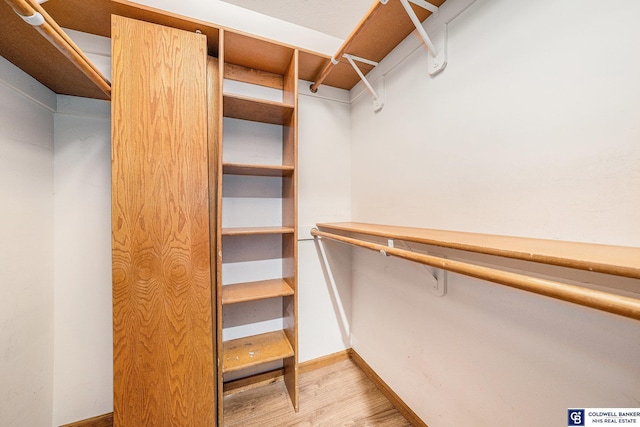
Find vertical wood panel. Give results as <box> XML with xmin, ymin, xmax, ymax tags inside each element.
<box><xmin>111</xmin><ymin>15</ymin><xmax>214</xmax><ymax>426</ymax></box>
<box><xmin>215</xmin><ymin>29</ymin><xmax>226</xmax><ymax>426</ymax></box>
<box><xmin>282</xmin><ymin>50</ymin><xmax>299</xmax><ymax>412</ymax></box>
<box><xmin>206</xmin><ymin>54</ymin><xmax>221</xmax><ymax>427</ymax></box>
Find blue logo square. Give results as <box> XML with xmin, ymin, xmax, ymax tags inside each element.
<box><xmin>568</xmin><ymin>409</ymin><xmax>585</xmax><ymax>426</ymax></box>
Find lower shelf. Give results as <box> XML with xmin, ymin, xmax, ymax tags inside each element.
<box><xmin>222</xmin><ymin>330</ymin><xmax>294</xmax><ymax>374</ymax></box>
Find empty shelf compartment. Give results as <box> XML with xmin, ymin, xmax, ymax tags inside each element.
<box><xmin>223</xmin><ymin>93</ymin><xmax>294</xmax><ymax>125</ymax></box>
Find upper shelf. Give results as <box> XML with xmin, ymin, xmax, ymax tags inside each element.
<box><xmin>316</xmin><ymin>222</ymin><xmax>640</xmax><ymax>280</ymax></box>
<box><xmin>0</xmin><ymin>0</ymin><xmax>110</xmax><ymax>99</ymax></box>
<box><xmin>1</xmin><ymin>0</ymin><xmax>449</xmax><ymax>99</ymax></box>
<box><xmin>311</xmin><ymin>0</ymin><xmax>446</xmax><ymax>91</ymax></box>
<box><xmin>0</xmin><ymin>0</ymin><xmax>330</xmax><ymax>98</ymax></box>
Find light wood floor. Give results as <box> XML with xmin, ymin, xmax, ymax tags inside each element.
<box><xmin>223</xmin><ymin>358</ymin><xmax>413</xmax><ymax>426</ymax></box>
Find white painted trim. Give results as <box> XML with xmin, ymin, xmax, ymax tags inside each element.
<box><xmin>0</xmin><ymin>56</ymin><xmax>56</xmax><ymax>112</ymax></box>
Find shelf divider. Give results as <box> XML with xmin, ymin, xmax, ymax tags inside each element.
<box><xmin>222</xmin><ymin>279</ymin><xmax>294</xmax><ymax>305</ymax></box>
<box><xmin>222</xmin><ymin>226</ymin><xmax>295</xmax><ymax>236</ymax></box>
<box><xmin>223</xmin><ymin>93</ymin><xmax>294</xmax><ymax>125</ymax></box>
<box><xmin>223</xmin><ymin>162</ymin><xmax>294</xmax><ymax>177</ymax></box>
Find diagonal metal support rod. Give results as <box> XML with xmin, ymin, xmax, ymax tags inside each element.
<box><xmin>409</xmin><ymin>0</ymin><xmax>438</xmax><ymax>13</ymax></box>
<box><xmin>343</xmin><ymin>54</ymin><xmax>380</xmax><ymax>100</ymax></box>
<box><xmin>400</xmin><ymin>0</ymin><xmax>439</xmax><ymax>56</ymax></box>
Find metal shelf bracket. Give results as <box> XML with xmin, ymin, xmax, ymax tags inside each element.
<box><xmin>399</xmin><ymin>0</ymin><xmax>447</xmax><ymax>75</ymax></box>
<box><xmin>343</xmin><ymin>54</ymin><xmax>384</xmax><ymax>112</ymax></box>
<box><xmin>388</xmin><ymin>239</ymin><xmax>447</xmax><ymax>297</ymax></box>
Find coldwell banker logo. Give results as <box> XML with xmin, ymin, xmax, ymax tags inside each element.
<box><xmin>569</xmin><ymin>409</ymin><xmax>585</xmax><ymax>426</ymax></box>
<box><xmin>568</xmin><ymin>408</ymin><xmax>640</xmax><ymax>425</ymax></box>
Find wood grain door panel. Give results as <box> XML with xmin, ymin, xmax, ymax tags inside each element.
<box><xmin>111</xmin><ymin>15</ymin><xmax>215</xmax><ymax>426</ymax></box>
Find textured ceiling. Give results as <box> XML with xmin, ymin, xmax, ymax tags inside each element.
<box><xmin>219</xmin><ymin>0</ymin><xmax>373</xmax><ymax>39</ymax></box>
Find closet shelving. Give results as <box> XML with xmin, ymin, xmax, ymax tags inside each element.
<box><xmin>223</xmin><ymin>93</ymin><xmax>294</xmax><ymax>125</ymax></box>
<box><xmin>2</xmin><ymin>0</ymin><xmax>450</xmax><ymax>99</ymax></box>
<box><xmin>312</xmin><ymin>222</ymin><xmax>640</xmax><ymax>321</ymax></box>
<box><xmin>314</xmin><ymin>222</ymin><xmax>640</xmax><ymax>279</ymax></box>
<box><xmin>216</xmin><ymin>29</ymin><xmax>299</xmax><ymax>419</ymax></box>
<box><xmin>2</xmin><ymin>0</ymin><xmax>453</xmax><ymax>421</ymax></box>
<box><xmin>311</xmin><ymin>0</ymin><xmax>446</xmax><ymax>91</ymax></box>
<box><xmin>223</xmin><ymin>163</ymin><xmax>295</xmax><ymax>177</ymax></box>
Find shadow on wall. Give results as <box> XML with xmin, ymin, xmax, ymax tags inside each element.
<box><xmin>314</xmin><ymin>238</ymin><xmax>352</xmax><ymax>347</ymax></box>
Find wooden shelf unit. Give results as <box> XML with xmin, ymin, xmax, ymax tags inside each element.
<box><xmin>216</xmin><ymin>29</ymin><xmax>299</xmax><ymax>420</ymax></box>
<box><xmin>2</xmin><ymin>0</ymin><xmax>454</xmax><ymax>99</ymax></box>
<box><xmin>0</xmin><ymin>0</ymin><xmax>332</xmax><ymax>97</ymax></box>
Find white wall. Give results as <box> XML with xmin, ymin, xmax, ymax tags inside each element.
<box><xmin>351</xmin><ymin>0</ymin><xmax>640</xmax><ymax>246</ymax></box>
<box><xmin>348</xmin><ymin>0</ymin><xmax>640</xmax><ymax>426</ymax></box>
<box><xmin>0</xmin><ymin>57</ymin><xmax>55</xmax><ymax>427</ymax></box>
<box><xmin>298</xmin><ymin>84</ymin><xmax>353</xmax><ymax>362</ymax></box>
<box><xmin>52</xmin><ymin>96</ymin><xmax>112</xmax><ymax>426</ymax></box>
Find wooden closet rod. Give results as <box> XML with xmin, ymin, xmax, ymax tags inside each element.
<box><xmin>309</xmin><ymin>0</ymin><xmax>385</xmax><ymax>93</ymax></box>
<box><xmin>311</xmin><ymin>228</ymin><xmax>640</xmax><ymax>322</ymax></box>
<box><xmin>4</xmin><ymin>0</ymin><xmax>111</xmax><ymax>97</ymax></box>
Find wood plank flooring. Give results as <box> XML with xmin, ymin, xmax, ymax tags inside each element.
<box><xmin>223</xmin><ymin>358</ymin><xmax>413</xmax><ymax>426</ymax></box>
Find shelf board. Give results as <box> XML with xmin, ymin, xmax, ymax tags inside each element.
<box><xmin>7</xmin><ymin>0</ymin><xmax>328</xmax><ymax>99</ymax></box>
<box><xmin>0</xmin><ymin>1</ymin><xmax>109</xmax><ymax>100</ymax></box>
<box><xmin>223</xmin><ymin>93</ymin><xmax>294</xmax><ymax>125</ymax></box>
<box><xmin>224</xmin><ymin>30</ymin><xmax>295</xmax><ymax>76</ymax></box>
<box><xmin>316</xmin><ymin>222</ymin><xmax>640</xmax><ymax>280</ymax></box>
<box><xmin>312</xmin><ymin>0</ymin><xmax>445</xmax><ymax>90</ymax></box>
<box><xmin>222</xmin><ymin>279</ymin><xmax>294</xmax><ymax>305</ymax></box>
<box><xmin>13</xmin><ymin>0</ymin><xmax>446</xmax><ymax>98</ymax></box>
<box><xmin>222</xmin><ymin>330</ymin><xmax>294</xmax><ymax>373</ymax></box>
<box><xmin>5</xmin><ymin>0</ymin><xmax>451</xmax><ymax>99</ymax></box>
<box><xmin>45</xmin><ymin>0</ymin><xmax>221</xmax><ymax>55</ymax></box>
<box><xmin>223</xmin><ymin>162</ymin><xmax>294</xmax><ymax>177</ymax></box>
<box><xmin>221</xmin><ymin>226</ymin><xmax>295</xmax><ymax>236</ymax></box>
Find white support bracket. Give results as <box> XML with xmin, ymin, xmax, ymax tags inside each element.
<box><xmin>343</xmin><ymin>54</ymin><xmax>384</xmax><ymax>112</ymax></box>
<box><xmin>18</xmin><ymin>11</ymin><xmax>45</xmax><ymax>26</ymax></box>
<box><xmin>387</xmin><ymin>239</ymin><xmax>447</xmax><ymax>297</ymax></box>
<box><xmin>399</xmin><ymin>0</ymin><xmax>447</xmax><ymax>75</ymax></box>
